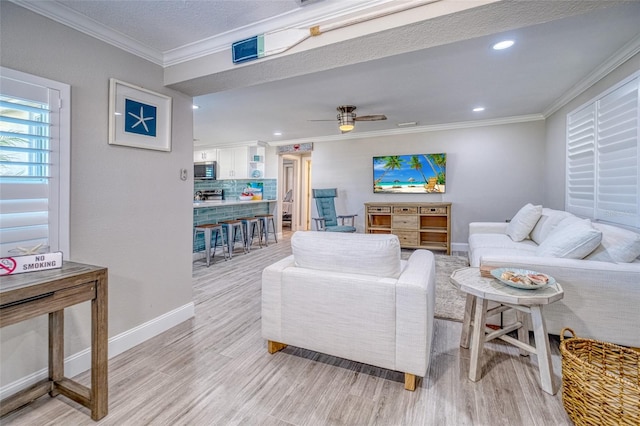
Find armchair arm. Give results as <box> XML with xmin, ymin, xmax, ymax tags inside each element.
<box><xmin>262</xmin><ymin>255</ymin><xmax>295</xmax><ymax>342</ymax></box>
<box><xmin>312</xmin><ymin>217</ymin><xmax>327</xmax><ymax>231</ymax></box>
<box><xmin>337</xmin><ymin>214</ymin><xmax>357</xmax><ymax>226</ymax></box>
<box><xmin>395</xmin><ymin>249</ymin><xmax>436</xmax><ymax>376</ymax></box>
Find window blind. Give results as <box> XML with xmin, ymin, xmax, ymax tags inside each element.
<box><xmin>596</xmin><ymin>78</ymin><xmax>639</xmax><ymax>227</ymax></box>
<box><xmin>0</xmin><ymin>71</ymin><xmax>66</xmax><ymax>256</ymax></box>
<box><xmin>566</xmin><ymin>104</ymin><xmax>596</xmax><ymax>217</ymax></box>
<box><xmin>566</xmin><ymin>72</ymin><xmax>640</xmax><ymax>228</ymax></box>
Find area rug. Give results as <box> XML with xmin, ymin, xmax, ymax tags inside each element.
<box><xmin>401</xmin><ymin>250</ymin><xmax>469</xmax><ymax>322</ymax></box>
<box><xmin>434</xmin><ymin>254</ymin><xmax>469</xmax><ymax>321</ymax></box>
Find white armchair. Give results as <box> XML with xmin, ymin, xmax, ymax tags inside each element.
<box><xmin>262</xmin><ymin>231</ymin><xmax>436</xmax><ymax>390</ymax></box>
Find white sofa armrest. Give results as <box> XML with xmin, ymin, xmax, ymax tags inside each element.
<box><xmin>395</xmin><ymin>250</ymin><xmax>436</xmax><ymax>376</ymax></box>
<box><xmin>261</xmin><ymin>255</ymin><xmax>295</xmax><ymax>343</ymax></box>
<box><xmin>469</xmin><ymin>222</ymin><xmax>509</xmax><ymax>235</ymax></box>
<box><xmin>480</xmin><ymin>255</ymin><xmax>640</xmax><ymax>347</ymax></box>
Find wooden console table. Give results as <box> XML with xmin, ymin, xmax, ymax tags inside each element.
<box><xmin>365</xmin><ymin>202</ymin><xmax>451</xmax><ymax>254</ymax></box>
<box><xmin>0</xmin><ymin>261</ymin><xmax>108</xmax><ymax>420</ymax></box>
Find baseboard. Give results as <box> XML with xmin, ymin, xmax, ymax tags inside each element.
<box><xmin>0</xmin><ymin>302</ymin><xmax>195</xmax><ymax>400</ymax></box>
<box><xmin>451</xmin><ymin>242</ymin><xmax>469</xmax><ymax>253</ymax></box>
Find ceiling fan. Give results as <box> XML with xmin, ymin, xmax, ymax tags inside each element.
<box><xmin>310</xmin><ymin>105</ymin><xmax>387</xmax><ymax>133</ymax></box>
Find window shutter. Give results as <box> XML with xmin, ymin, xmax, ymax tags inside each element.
<box><xmin>595</xmin><ymin>77</ymin><xmax>640</xmax><ymax>227</ymax></box>
<box><xmin>566</xmin><ymin>104</ymin><xmax>596</xmax><ymax>217</ymax></box>
<box><xmin>0</xmin><ymin>74</ymin><xmax>62</xmax><ymax>255</ymax></box>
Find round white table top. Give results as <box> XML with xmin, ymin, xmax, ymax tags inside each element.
<box><xmin>450</xmin><ymin>267</ymin><xmax>564</xmax><ymax>306</ymax></box>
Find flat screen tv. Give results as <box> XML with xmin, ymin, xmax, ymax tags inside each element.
<box><xmin>373</xmin><ymin>153</ymin><xmax>446</xmax><ymax>193</ymax></box>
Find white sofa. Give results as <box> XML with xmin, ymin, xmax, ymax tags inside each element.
<box><xmin>468</xmin><ymin>205</ymin><xmax>640</xmax><ymax>347</ymax></box>
<box><xmin>262</xmin><ymin>231</ymin><xmax>436</xmax><ymax>390</ymax></box>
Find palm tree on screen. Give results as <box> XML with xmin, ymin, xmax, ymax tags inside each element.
<box><xmin>409</xmin><ymin>155</ymin><xmax>428</xmax><ymax>184</ymax></box>
<box><xmin>374</xmin><ymin>156</ymin><xmax>404</xmax><ymax>187</ymax></box>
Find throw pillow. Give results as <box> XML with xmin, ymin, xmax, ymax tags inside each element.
<box><xmin>536</xmin><ymin>218</ymin><xmax>602</xmax><ymax>259</ymax></box>
<box><xmin>586</xmin><ymin>222</ymin><xmax>640</xmax><ymax>263</ymax></box>
<box><xmin>506</xmin><ymin>203</ymin><xmax>543</xmax><ymax>242</ymax></box>
<box><xmin>530</xmin><ymin>208</ymin><xmax>573</xmax><ymax>245</ymax></box>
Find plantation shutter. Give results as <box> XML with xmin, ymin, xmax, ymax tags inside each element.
<box><xmin>566</xmin><ymin>72</ymin><xmax>640</xmax><ymax>228</ymax></box>
<box><xmin>566</xmin><ymin>104</ymin><xmax>596</xmax><ymax>217</ymax></box>
<box><xmin>595</xmin><ymin>77</ymin><xmax>640</xmax><ymax>227</ymax></box>
<box><xmin>0</xmin><ymin>69</ymin><xmax>68</xmax><ymax>256</ymax></box>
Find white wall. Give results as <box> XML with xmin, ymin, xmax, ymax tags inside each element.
<box><xmin>311</xmin><ymin>120</ymin><xmax>546</xmax><ymax>245</ymax></box>
<box><xmin>544</xmin><ymin>52</ymin><xmax>640</xmax><ymax>209</ymax></box>
<box><xmin>0</xmin><ymin>3</ymin><xmax>194</xmax><ymax>388</ymax></box>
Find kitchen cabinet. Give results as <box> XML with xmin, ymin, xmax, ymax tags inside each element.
<box><xmin>217</xmin><ymin>146</ymin><xmax>265</xmax><ymax>179</ymax></box>
<box><xmin>193</xmin><ymin>149</ymin><xmax>218</xmax><ymax>162</ymax></box>
<box><xmin>365</xmin><ymin>202</ymin><xmax>451</xmax><ymax>254</ymax></box>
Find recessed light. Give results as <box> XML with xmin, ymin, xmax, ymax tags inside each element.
<box><xmin>273</xmin><ymin>131</ymin><xmax>282</xmax><ymax>136</ymax></box>
<box><xmin>192</xmin><ymin>105</ymin><xmax>200</xmax><ymax>109</ymax></box>
<box><xmin>493</xmin><ymin>40</ymin><xmax>514</xmax><ymax>50</ymax></box>
<box><xmin>473</xmin><ymin>107</ymin><xmax>485</xmax><ymax>112</ymax></box>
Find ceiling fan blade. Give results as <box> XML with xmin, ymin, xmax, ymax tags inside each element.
<box><xmin>308</xmin><ymin>119</ymin><xmax>337</xmax><ymax>121</ymax></box>
<box><xmin>354</xmin><ymin>114</ymin><xmax>387</xmax><ymax>121</ymax></box>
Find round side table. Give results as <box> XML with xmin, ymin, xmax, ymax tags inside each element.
<box><xmin>449</xmin><ymin>267</ymin><xmax>564</xmax><ymax>395</ymax></box>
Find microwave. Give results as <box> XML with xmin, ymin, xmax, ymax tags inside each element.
<box><xmin>194</xmin><ymin>161</ymin><xmax>216</xmax><ymax>180</ymax></box>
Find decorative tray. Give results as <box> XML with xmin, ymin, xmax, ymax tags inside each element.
<box><xmin>490</xmin><ymin>268</ymin><xmax>555</xmax><ymax>290</ymax></box>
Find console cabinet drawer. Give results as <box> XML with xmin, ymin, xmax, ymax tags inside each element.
<box><xmin>392</xmin><ymin>231</ymin><xmax>418</xmax><ymax>246</ymax></box>
<box><xmin>392</xmin><ymin>215</ymin><xmax>418</xmax><ymax>229</ymax></box>
<box><xmin>420</xmin><ymin>206</ymin><xmax>447</xmax><ymax>215</ymax></box>
<box><xmin>367</xmin><ymin>206</ymin><xmax>391</xmax><ymax>213</ymax></box>
<box><xmin>393</xmin><ymin>206</ymin><xmax>418</xmax><ymax>214</ymax></box>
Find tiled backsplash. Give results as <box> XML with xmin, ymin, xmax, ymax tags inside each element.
<box><xmin>194</xmin><ymin>179</ymin><xmax>277</xmax><ymax>200</ymax></box>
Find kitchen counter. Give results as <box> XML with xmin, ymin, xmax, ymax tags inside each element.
<box><xmin>193</xmin><ymin>199</ymin><xmax>277</xmax><ymax>255</ymax></box>
<box><xmin>193</xmin><ymin>199</ymin><xmax>276</xmax><ymax>208</ymax></box>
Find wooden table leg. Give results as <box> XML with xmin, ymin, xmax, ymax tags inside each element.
<box><xmin>49</xmin><ymin>310</ymin><xmax>64</xmax><ymax>397</ymax></box>
<box><xmin>460</xmin><ymin>293</ymin><xmax>475</xmax><ymax>349</ymax></box>
<box><xmin>530</xmin><ymin>305</ymin><xmax>555</xmax><ymax>395</ymax></box>
<box><xmin>468</xmin><ymin>297</ymin><xmax>488</xmax><ymax>382</ymax></box>
<box><xmin>91</xmin><ymin>272</ymin><xmax>109</xmax><ymax>420</ymax></box>
<box><xmin>516</xmin><ymin>310</ymin><xmax>530</xmax><ymax>357</ymax></box>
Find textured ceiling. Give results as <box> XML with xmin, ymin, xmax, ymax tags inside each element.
<box><xmin>56</xmin><ymin>0</ymin><xmax>303</xmax><ymax>52</ymax></box>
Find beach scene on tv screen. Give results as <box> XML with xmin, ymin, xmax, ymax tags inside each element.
<box><xmin>373</xmin><ymin>154</ymin><xmax>446</xmax><ymax>193</ymax></box>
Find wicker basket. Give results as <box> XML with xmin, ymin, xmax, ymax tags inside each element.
<box><xmin>560</xmin><ymin>327</ymin><xmax>640</xmax><ymax>425</ymax></box>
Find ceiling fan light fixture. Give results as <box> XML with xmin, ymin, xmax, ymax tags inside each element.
<box><xmin>338</xmin><ymin>113</ymin><xmax>355</xmax><ymax>132</ymax></box>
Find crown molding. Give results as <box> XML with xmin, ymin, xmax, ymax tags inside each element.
<box><xmin>12</xmin><ymin>0</ymin><xmax>395</xmax><ymax>68</ymax></box>
<box><xmin>261</xmin><ymin>114</ymin><xmax>545</xmax><ymax>147</ymax></box>
<box><xmin>163</xmin><ymin>0</ymin><xmax>395</xmax><ymax>66</ymax></box>
<box><xmin>11</xmin><ymin>0</ymin><xmax>164</xmax><ymax>65</ymax></box>
<box><xmin>543</xmin><ymin>33</ymin><xmax>640</xmax><ymax>118</ymax></box>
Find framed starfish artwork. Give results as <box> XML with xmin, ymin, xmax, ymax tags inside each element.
<box><xmin>108</xmin><ymin>78</ymin><xmax>172</xmax><ymax>151</ymax></box>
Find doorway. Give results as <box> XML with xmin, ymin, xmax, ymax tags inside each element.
<box><xmin>279</xmin><ymin>153</ymin><xmax>311</xmax><ymax>232</ymax></box>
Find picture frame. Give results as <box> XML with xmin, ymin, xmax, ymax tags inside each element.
<box><xmin>108</xmin><ymin>78</ymin><xmax>172</xmax><ymax>151</ymax></box>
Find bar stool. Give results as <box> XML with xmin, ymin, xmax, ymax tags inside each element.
<box><xmin>194</xmin><ymin>223</ymin><xmax>228</xmax><ymax>267</ymax></box>
<box><xmin>256</xmin><ymin>214</ymin><xmax>278</xmax><ymax>246</ymax></box>
<box><xmin>219</xmin><ymin>219</ymin><xmax>246</xmax><ymax>258</ymax></box>
<box><xmin>238</xmin><ymin>217</ymin><xmax>262</xmax><ymax>252</ymax></box>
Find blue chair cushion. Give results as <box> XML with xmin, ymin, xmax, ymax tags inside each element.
<box><xmin>326</xmin><ymin>225</ymin><xmax>356</xmax><ymax>232</ymax></box>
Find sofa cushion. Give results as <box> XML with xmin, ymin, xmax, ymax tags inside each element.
<box><xmin>291</xmin><ymin>231</ymin><xmax>402</xmax><ymax>278</ymax></box>
<box><xmin>470</xmin><ymin>246</ymin><xmax>538</xmax><ymax>268</ymax></box>
<box><xmin>506</xmin><ymin>203</ymin><xmax>542</xmax><ymax>242</ymax></box>
<box><xmin>586</xmin><ymin>222</ymin><xmax>640</xmax><ymax>263</ymax></box>
<box><xmin>530</xmin><ymin>208</ymin><xmax>574</xmax><ymax>245</ymax></box>
<box><xmin>469</xmin><ymin>233</ymin><xmax>538</xmax><ymax>250</ymax></box>
<box><xmin>536</xmin><ymin>218</ymin><xmax>602</xmax><ymax>259</ymax></box>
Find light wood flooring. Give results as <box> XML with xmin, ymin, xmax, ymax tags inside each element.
<box><xmin>2</xmin><ymin>232</ymin><xmax>572</xmax><ymax>425</ymax></box>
